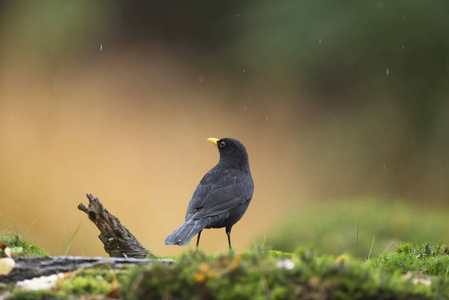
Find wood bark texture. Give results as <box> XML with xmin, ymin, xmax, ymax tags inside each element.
<box><xmin>78</xmin><ymin>194</ymin><xmax>156</xmax><ymax>259</ymax></box>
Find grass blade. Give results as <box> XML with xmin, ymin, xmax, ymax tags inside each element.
<box><xmin>63</xmin><ymin>221</ymin><xmax>82</xmax><ymax>256</ymax></box>
<box><xmin>356</xmin><ymin>223</ymin><xmax>360</xmax><ymax>259</ymax></box>
<box><xmin>368</xmin><ymin>235</ymin><xmax>375</xmax><ymax>260</ymax></box>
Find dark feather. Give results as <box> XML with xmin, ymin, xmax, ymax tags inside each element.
<box><xmin>165</xmin><ymin>138</ymin><xmax>254</xmax><ymax>247</ymax></box>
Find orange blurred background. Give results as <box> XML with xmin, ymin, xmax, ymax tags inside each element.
<box><xmin>1</xmin><ymin>1</ymin><xmax>449</xmax><ymax>257</ymax></box>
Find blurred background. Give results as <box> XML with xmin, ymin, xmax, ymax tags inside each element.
<box><xmin>1</xmin><ymin>1</ymin><xmax>448</xmax><ymax>258</ymax></box>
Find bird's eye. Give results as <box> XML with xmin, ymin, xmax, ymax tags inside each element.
<box><xmin>220</xmin><ymin>141</ymin><xmax>226</xmax><ymax>148</ymax></box>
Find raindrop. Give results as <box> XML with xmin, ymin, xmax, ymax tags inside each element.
<box><xmin>386</xmin><ymin>68</ymin><xmax>389</xmax><ymax>75</ymax></box>
<box><xmin>242</xmin><ymin>69</ymin><xmax>246</xmax><ymax>73</ymax></box>
<box><xmin>237</xmin><ymin>13</ymin><xmax>240</xmax><ymax>18</ymax></box>
<box><xmin>318</xmin><ymin>38</ymin><xmax>322</xmax><ymax>44</ymax></box>
<box><xmin>100</xmin><ymin>44</ymin><xmax>103</xmax><ymax>51</ymax></box>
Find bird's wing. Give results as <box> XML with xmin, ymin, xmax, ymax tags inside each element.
<box><xmin>185</xmin><ymin>168</ymin><xmax>253</xmax><ymax>220</ymax></box>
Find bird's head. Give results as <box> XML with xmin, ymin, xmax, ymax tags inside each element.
<box><xmin>207</xmin><ymin>137</ymin><xmax>250</xmax><ymax>172</ymax></box>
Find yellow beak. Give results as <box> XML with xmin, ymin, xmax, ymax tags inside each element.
<box><xmin>207</xmin><ymin>138</ymin><xmax>219</xmax><ymax>145</ymax></box>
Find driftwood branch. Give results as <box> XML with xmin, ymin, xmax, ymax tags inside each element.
<box><xmin>78</xmin><ymin>194</ymin><xmax>156</xmax><ymax>259</ymax></box>
<box><xmin>0</xmin><ymin>194</ymin><xmax>162</xmax><ymax>283</ymax></box>
<box><xmin>0</xmin><ymin>256</ymin><xmax>173</xmax><ymax>283</ymax></box>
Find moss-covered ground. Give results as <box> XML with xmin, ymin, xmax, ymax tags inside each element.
<box><xmin>3</xmin><ymin>236</ymin><xmax>449</xmax><ymax>299</ymax></box>
<box><xmin>2</xmin><ymin>198</ymin><xmax>449</xmax><ymax>300</ymax></box>
<box><xmin>0</xmin><ymin>234</ymin><xmax>50</xmax><ymax>258</ymax></box>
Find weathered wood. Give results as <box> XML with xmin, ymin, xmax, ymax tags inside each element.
<box><xmin>78</xmin><ymin>194</ymin><xmax>156</xmax><ymax>258</ymax></box>
<box><xmin>0</xmin><ymin>256</ymin><xmax>174</xmax><ymax>283</ymax></box>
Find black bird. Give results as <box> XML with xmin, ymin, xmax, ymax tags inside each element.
<box><xmin>165</xmin><ymin>137</ymin><xmax>254</xmax><ymax>249</ymax></box>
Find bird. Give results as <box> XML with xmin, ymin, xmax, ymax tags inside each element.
<box><xmin>165</xmin><ymin>137</ymin><xmax>254</xmax><ymax>249</ymax></box>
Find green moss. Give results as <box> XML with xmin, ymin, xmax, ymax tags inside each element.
<box><xmin>267</xmin><ymin>250</ymin><xmax>293</xmax><ymax>259</ymax></box>
<box><xmin>365</xmin><ymin>242</ymin><xmax>449</xmax><ymax>276</ymax></box>
<box><xmin>58</xmin><ymin>268</ymin><xmax>127</xmax><ymax>297</ymax></box>
<box><xmin>0</xmin><ymin>283</ymin><xmax>14</xmax><ymax>292</ymax></box>
<box><xmin>119</xmin><ymin>247</ymin><xmax>443</xmax><ymax>300</ymax></box>
<box><xmin>5</xmin><ymin>290</ymin><xmax>70</xmax><ymax>300</ymax></box>
<box><xmin>3</xmin><ymin>234</ymin><xmax>449</xmax><ymax>298</ymax></box>
<box><xmin>60</xmin><ymin>275</ymin><xmax>112</xmax><ymax>295</ymax></box>
<box><xmin>4</xmin><ymin>243</ymin><xmax>449</xmax><ymax>299</ymax></box>
<box><xmin>0</xmin><ymin>234</ymin><xmax>49</xmax><ymax>257</ymax></box>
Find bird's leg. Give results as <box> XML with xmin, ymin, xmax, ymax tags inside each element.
<box><xmin>196</xmin><ymin>230</ymin><xmax>202</xmax><ymax>248</ymax></box>
<box><xmin>226</xmin><ymin>227</ymin><xmax>232</xmax><ymax>250</ymax></box>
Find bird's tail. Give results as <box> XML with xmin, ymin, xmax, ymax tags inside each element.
<box><xmin>165</xmin><ymin>218</ymin><xmax>207</xmax><ymax>246</ymax></box>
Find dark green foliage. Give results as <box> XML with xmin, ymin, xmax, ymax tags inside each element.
<box><xmin>267</xmin><ymin>199</ymin><xmax>449</xmax><ymax>258</ymax></box>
